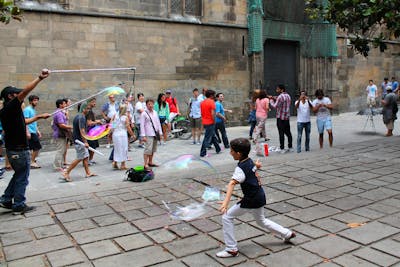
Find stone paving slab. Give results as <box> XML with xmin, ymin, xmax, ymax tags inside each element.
<box><xmin>4</xmin><ymin>235</ymin><xmax>73</xmax><ymax>261</ymax></box>
<box><xmin>93</xmin><ymin>246</ymin><xmax>174</xmax><ymax>267</ymax></box>
<box><xmin>300</xmin><ymin>235</ymin><xmax>360</xmax><ymax>259</ymax></box>
<box><xmin>3</xmin><ymin>124</ymin><xmax>400</xmax><ymax>266</ymax></box>
<box><xmin>338</xmin><ymin>221</ymin><xmax>400</xmax><ymax>245</ymax></box>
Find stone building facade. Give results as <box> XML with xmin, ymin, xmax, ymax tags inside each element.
<box><xmin>0</xmin><ymin>0</ymin><xmax>399</xmax><ymax>139</ymax></box>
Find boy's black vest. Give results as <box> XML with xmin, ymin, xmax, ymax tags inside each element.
<box><xmin>237</xmin><ymin>158</ymin><xmax>266</xmax><ymax>209</ymax></box>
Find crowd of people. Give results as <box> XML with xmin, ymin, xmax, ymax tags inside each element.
<box><xmin>0</xmin><ymin>69</ymin><xmax>398</xmax><ymax>218</ymax></box>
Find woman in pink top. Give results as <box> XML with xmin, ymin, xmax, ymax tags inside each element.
<box><xmin>253</xmin><ymin>90</ymin><xmax>270</xmax><ymax>143</ymax></box>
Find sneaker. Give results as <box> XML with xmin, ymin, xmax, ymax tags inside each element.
<box><xmin>196</xmin><ymin>141</ymin><xmax>201</xmax><ymax>145</ymax></box>
<box><xmin>0</xmin><ymin>200</ymin><xmax>12</xmax><ymax>209</ymax></box>
<box><xmin>274</xmin><ymin>148</ymin><xmax>282</xmax><ymax>153</ymax></box>
<box><xmin>106</xmin><ymin>144</ymin><xmax>111</xmax><ymax>149</ymax></box>
<box><xmin>88</xmin><ymin>160</ymin><xmax>96</xmax><ymax>166</ymax></box>
<box><xmin>191</xmin><ymin>141</ymin><xmax>196</xmax><ymax>145</ymax></box>
<box><xmin>288</xmin><ymin>148</ymin><xmax>294</xmax><ymax>153</ymax></box>
<box><xmin>216</xmin><ymin>250</ymin><xmax>239</xmax><ymax>258</ymax></box>
<box><xmin>284</xmin><ymin>232</ymin><xmax>296</xmax><ymax>243</ymax></box>
<box><xmin>0</xmin><ymin>167</ymin><xmax>5</xmax><ymax>177</ymax></box>
<box><xmin>12</xmin><ymin>205</ymin><xmax>36</xmax><ymax>215</ymax></box>
<box><xmin>280</xmin><ymin>149</ymin><xmax>287</xmax><ymax>154</ymax></box>
<box><xmin>138</xmin><ymin>144</ymin><xmax>145</xmax><ymax>148</ymax></box>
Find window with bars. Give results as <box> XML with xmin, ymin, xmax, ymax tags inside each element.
<box><xmin>170</xmin><ymin>0</ymin><xmax>202</xmax><ymax>16</ymax></box>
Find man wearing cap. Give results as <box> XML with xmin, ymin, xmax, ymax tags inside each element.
<box><xmin>0</xmin><ymin>69</ymin><xmax>50</xmax><ymax>215</ymax></box>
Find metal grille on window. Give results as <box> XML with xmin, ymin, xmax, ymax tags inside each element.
<box><xmin>185</xmin><ymin>0</ymin><xmax>201</xmax><ymax>16</ymax></box>
<box><xmin>171</xmin><ymin>0</ymin><xmax>183</xmax><ymax>15</ymax></box>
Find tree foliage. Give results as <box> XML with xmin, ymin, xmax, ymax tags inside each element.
<box><xmin>0</xmin><ymin>0</ymin><xmax>22</xmax><ymax>24</ymax></box>
<box><xmin>305</xmin><ymin>0</ymin><xmax>400</xmax><ymax>57</ymax></box>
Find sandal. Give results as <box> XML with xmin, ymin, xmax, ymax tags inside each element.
<box><xmin>62</xmin><ymin>172</ymin><xmax>72</xmax><ymax>182</ymax></box>
<box><xmin>148</xmin><ymin>163</ymin><xmax>159</xmax><ymax>167</ymax></box>
<box><xmin>85</xmin><ymin>173</ymin><xmax>97</xmax><ymax>178</ymax></box>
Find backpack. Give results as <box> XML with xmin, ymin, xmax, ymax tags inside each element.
<box><xmin>125</xmin><ymin>166</ymin><xmax>154</xmax><ymax>182</ymax></box>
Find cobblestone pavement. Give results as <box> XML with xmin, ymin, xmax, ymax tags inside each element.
<box><xmin>1</xmin><ymin>113</ymin><xmax>400</xmax><ymax>266</ymax></box>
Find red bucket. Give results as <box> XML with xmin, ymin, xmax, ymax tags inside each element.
<box><xmin>263</xmin><ymin>143</ymin><xmax>269</xmax><ymax>157</ymax></box>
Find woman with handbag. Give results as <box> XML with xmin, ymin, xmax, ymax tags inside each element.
<box><xmin>140</xmin><ymin>99</ymin><xmax>163</xmax><ymax>170</ymax></box>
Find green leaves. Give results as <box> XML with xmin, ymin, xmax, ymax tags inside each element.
<box><xmin>305</xmin><ymin>0</ymin><xmax>399</xmax><ymax>56</ymax></box>
<box><xmin>0</xmin><ymin>0</ymin><xmax>22</xmax><ymax>24</ymax></box>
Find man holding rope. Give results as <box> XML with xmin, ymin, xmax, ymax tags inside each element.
<box><xmin>0</xmin><ymin>69</ymin><xmax>50</xmax><ymax>215</ymax></box>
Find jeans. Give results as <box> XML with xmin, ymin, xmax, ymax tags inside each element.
<box><xmin>1</xmin><ymin>149</ymin><xmax>30</xmax><ymax>209</ymax></box>
<box><xmin>200</xmin><ymin>124</ymin><xmax>221</xmax><ymax>157</ymax></box>
<box><xmin>249</xmin><ymin>121</ymin><xmax>256</xmax><ymax>138</ymax></box>
<box><xmin>215</xmin><ymin>122</ymin><xmax>229</xmax><ymax>148</ymax></box>
<box><xmin>297</xmin><ymin>122</ymin><xmax>311</xmax><ymax>153</ymax></box>
<box><xmin>276</xmin><ymin>118</ymin><xmax>292</xmax><ymax>149</ymax></box>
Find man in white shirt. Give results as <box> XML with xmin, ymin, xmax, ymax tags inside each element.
<box><xmin>366</xmin><ymin>80</ymin><xmax>378</xmax><ymax>107</ymax></box>
<box><xmin>312</xmin><ymin>89</ymin><xmax>333</xmax><ymax>149</ymax></box>
<box><xmin>135</xmin><ymin>93</ymin><xmax>146</xmax><ymax>148</ymax></box>
<box><xmin>295</xmin><ymin>90</ymin><xmax>312</xmax><ymax>153</ymax></box>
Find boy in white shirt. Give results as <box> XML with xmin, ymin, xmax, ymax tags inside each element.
<box><xmin>312</xmin><ymin>89</ymin><xmax>333</xmax><ymax>148</ymax></box>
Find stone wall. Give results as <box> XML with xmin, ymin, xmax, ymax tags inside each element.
<box><xmin>335</xmin><ymin>37</ymin><xmax>400</xmax><ymax>112</ymax></box>
<box><xmin>0</xmin><ymin>11</ymin><xmax>249</xmax><ymax>139</ymax></box>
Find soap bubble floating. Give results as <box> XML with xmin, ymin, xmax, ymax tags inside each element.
<box><xmin>161</xmin><ymin>154</ymin><xmax>217</xmax><ymax>171</ymax></box>
<box><xmin>163</xmin><ymin>201</ymin><xmax>208</xmax><ymax>221</ymax></box>
<box><xmin>201</xmin><ymin>186</ymin><xmax>221</xmax><ymax>202</ymax></box>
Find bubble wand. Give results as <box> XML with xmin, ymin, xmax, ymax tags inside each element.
<box><xmin>50</xmin><ymin>86</ymin><xmax>125</xmax><ymax>116</ymax></box>
<box><xmin>50</xmin><ymin>67</ymin><xmax>136</xmax><ymax>73</ymax></box>
<box><xmin>75</xmin><ymin>139</ymin><xmax>104</xmax><ymax>156</ymax></box>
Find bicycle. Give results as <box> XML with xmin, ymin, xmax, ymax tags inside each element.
<box><xmin>170</xmin><ymin>115</ymin><xmax>192</xmax><ymax>140</ymax></box>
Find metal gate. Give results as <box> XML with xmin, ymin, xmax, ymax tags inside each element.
<box><xmin>263</xmin><ymin>39</ymin><xmax>298</xmax><ymax>116</ymax></box>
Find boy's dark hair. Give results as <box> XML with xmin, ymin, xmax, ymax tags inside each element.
<box><xmin>277</xmin><ymin>84</ymin><xmax>286</xmax><ymax>91</ymax></box>
<box><xmin>216</xmin><ymin>93</ymin><xmax>223</xmax><ymax>98</ymax></box>
<box><xmin>137</xmin><ymin>93</ymin><xmax>144</xmax><ymax>99</ymax></box>
<box><xmin>205</xmin><ymin>89</ymin><xmax>216</xmax><ymax>98</ymax></box>
<box><xmin>56</xmin><ymin>99</ymin><xmax>65</xmax><ymax>108</ymax></box>
<box><xmin>315</xmin><ymin>89</ymin><xmax>324</xmax><ymax>97</ymax></box>
<box><xmin>193</xmin><ymin>88</ymin><xmax>198</xmax><ymax>92</ymax></box>
<box><xmin>146</xmin><ymin>98</ymin><xmax>154</xmax><ymax>104</ymax></box>
<box><xmin>230</xmin><ymin>138</ymin><xmax>251</xmax><ymax>159</ymax></box>
<box><xmin>28</xmin><ymin>95</ymin><xmax>39</xmax><ymax>102</ymax></box>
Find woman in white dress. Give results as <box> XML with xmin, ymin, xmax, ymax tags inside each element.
<box><xmin>112</xmin><ymin>104</ymin><xmax>134</xmax><ymax>170</ymax></box>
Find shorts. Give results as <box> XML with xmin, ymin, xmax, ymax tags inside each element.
<box><xmin>367</xmin><ymin>96</ymin><xmax>376</xmax><ymax>106</ymax></box>
<box><xmin>28</xmin><ymin>133</ymin><xmax>42</xmax><ymax>151</ymax></box>
<box><xmin>74</xmin><ymin>144</ymin><xmax>89</xmax><ymax>160</ymax></box>
<box><xmin>316</xmin><ymin>117</ymin><xmax>332</xmax><ymax>134</ymax></box>
<box><xmin>190</xmin><ymin>117</ymin><xmax>202</xmax><ymax>129</ymax></box>
<box><xmin>144</xmin><ymin>136</ymin><xmax>157</xmax><ymax>155</ymax></box>
<box><xmin>87</xmin><ymin>140</ymin><xmax>99</xmax><ymax>149</ymax></box>
<box><xmin>159</xmin><ymin>116</ymin><xmax>167</xmax><ymax>125</ymax></box>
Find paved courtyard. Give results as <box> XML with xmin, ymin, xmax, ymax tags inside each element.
<box><xmin>1</xmin><ymin>112</ymin><xmax>400</xmax><ymax>266</ymax></box>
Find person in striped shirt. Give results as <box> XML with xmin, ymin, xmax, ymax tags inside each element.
<box><xmin>269</xmin><ymin>84</ymin><xmax>293</xmax><ymax>153</ymax></box>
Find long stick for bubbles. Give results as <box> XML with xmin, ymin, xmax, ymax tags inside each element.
<box><xmin>50</xmin><ymin>88</ymin><xmax>109</xmax><ymax>116</ymax></box>
<box><xmin>50</xmin><ymin>67</ymin><xmax>136</xmax><ymax>73</ymax></box>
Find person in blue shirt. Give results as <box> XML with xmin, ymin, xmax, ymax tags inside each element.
<box><xmin>215</xmin><ymin>93</ymin><xmax>231</xmax><ymax>149</ymax></box>
<box><xmin>391</xmin><ymin>77</ymin><xmax>399</xmax><ymax>94</ymax></box>
<box><xmin>23</xmin><ymin>95</ymin><xmax>43</xmax><ymax>169</ymax></box>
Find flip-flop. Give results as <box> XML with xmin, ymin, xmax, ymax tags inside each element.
<box><xmin>85</xmin><ymin>173</ymin><xmax>97</xmax><ymax>178</ymax></box>
<box><xmin>61</xmin><ymin>172</ymin><xmax>72</xmax><ymax>182</ymax></box>
<box><xmin>30</xmin><ymin>165</ymin><xmax>41</xmax><ymax>169</ymax></box>
<box><xmin>148</xmin><ymin>163</ymin><xmax>159</xmax><ymax>167</ymax></box>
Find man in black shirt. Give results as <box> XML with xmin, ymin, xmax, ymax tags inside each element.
<box><xmin>0</xmin><ymin>69</ymin><xmax>50</xmax><ymax>215</ymax></box>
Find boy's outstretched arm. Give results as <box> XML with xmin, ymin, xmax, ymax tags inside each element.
<box><xmin>219</xmin><ymin>179</ymin><xmax>238</xmax><ymax>213</ymax></box>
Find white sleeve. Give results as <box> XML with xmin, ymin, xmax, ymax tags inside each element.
<box><xmin>325</xmin><ymin>97</ymin><xmax>332</xmax><ymax>105</ymax></box>
<box><xmin>232</xmin><ymin>166</ymin><xmax>246</xmax><ymax>183</ymax></box>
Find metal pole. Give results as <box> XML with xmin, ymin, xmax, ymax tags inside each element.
<box><xmin>50</xmin><ymin>67</ymin><xmax>136</xmax><ymax>73</ymax></box>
